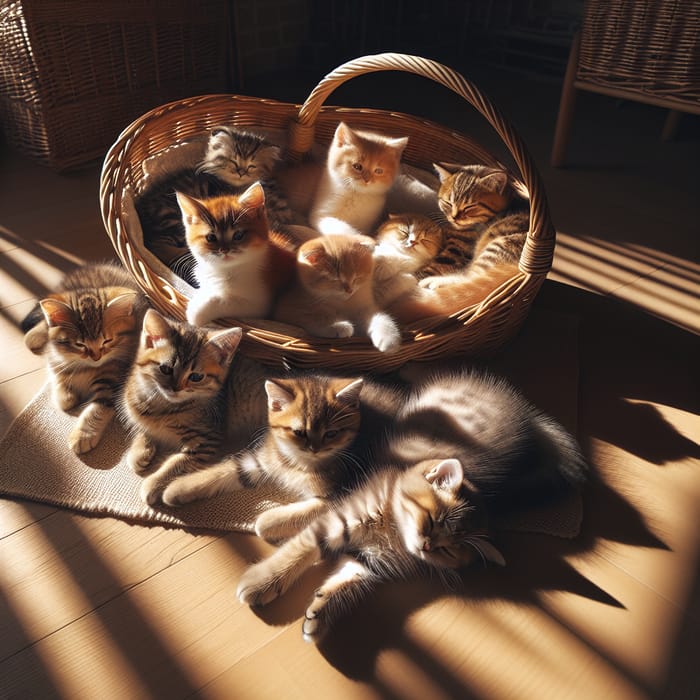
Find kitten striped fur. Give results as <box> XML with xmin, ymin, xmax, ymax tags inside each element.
<box><xmin>120</xmin><ymin>308</ymin><xmax>242</xmax><ymax>505</ymax></box>
<box><xmin>21</xmin><ymin>262</ymin><xmax>149</xmax><ymax>454</ymax></box>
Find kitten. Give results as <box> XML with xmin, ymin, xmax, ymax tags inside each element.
<box><xmin>178</xmin><ymin>181</ymin><xmax>296</xmax><ymax>326</ymax></box>
<box><xmin>372</xmin><ymin>213</ymin><xmax>444</xmax><ymax>307</ymax></box>
<box><xmin>236</xmin><ymin>369</ymin><xmax>587</xmax><ymax>643</ymax></box>
<box><xmin>136</xmin><ymin>127</ymin><xmax>294</xmax><ymax>284</ymax></box>
<box><xmin>120</xmin><ymin>308</ymin><xmax>243</xmax><ymax>505</ymax></box>
<box><xmin>21</xmin><ymin>262</ymin><xmax>149</xmax><ymax>454</ymax></box>
<box><xmin>309</xmin><ymin>122</ymin><xmax>408</xmax><ymax>236</ymax></box>
<box><xmin>161</xmin><ymin>374</ymin><xmax>366</xmax><ymax>538</ymax></box>
<box><xmin>273</xmin><ymin>233</ymin><xmax>402</xmax><ymax>353</ymax></box>
<box><xmin>389</xmin><ymin>163</ymin><xmax>529</xmax><ymax>322</ymax></box>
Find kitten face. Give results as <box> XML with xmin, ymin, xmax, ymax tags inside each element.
<box><xmin>265</xmin><ymin>376</ymin><xmax>363</xmax><ymax>467</ymax></box>
<box><xmin>200</xmin><ymin>127</ymin><xmax>280</xmax><ymax>187</ymax></box>
<box><xmin>42</xmin><ymin>288</ymin><xmax>139</xmax><ymax>367</ymax></box>
<box><xmin>297</xmin><ymin>234</ymin><xmax>375</xmax><ymax>299</ymax></box>
<box><xmin>375</xmin><ymin>213</ymin><xmax>444</xmax><ymax>265</ymax></box>
<box><xmin>177</xmin><ymin>182</ymin><xmax>270</xmax><ymax>269</ymax></box>
<box><xmin>328</xmin><ymin>122</ymin><xmax>408</xmax><ymax>194</ymax></box>
<box><xmin>434</xmin><ymin>164</ymin><xmax>511</xmax><ymax>230</ymax></box>
<box><xmin>133</xmin><ymin>309</ymin><xmax>241</xmax><ymax>405</ymax></box>
<box><xmin>395</xmin><ymin>459</ymin><xmax>497</xmax><ymax>570</ymax></box>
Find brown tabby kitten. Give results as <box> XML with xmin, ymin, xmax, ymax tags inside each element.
<box><xmin>161</xmin><ymin>374</ymin><xmax>365</xmax><ymax>539</ymax></box>
<box><xmin>390</xmin><ymin>163</ymin><xmax>529</xmax><ymax>322</ymax></box>
<box><xmin>273</xmin><ymin>233</ymin><xmax>402</xmax><ymax>353</ymax></box>
<box><xmin>372</xmin><ymin>213</ymin><xmax>445</xmax><ymax>307</ymax></box>
<box><xmin>310</xmin><ymin>121</ymin><xmax>408</xmax><ymax>236</ymax></box>
<box><xmin>120</xmin><ymin>308</ymin><xmax>242</xmax><ymax>505</ymax></box>
<box><xmin>178</xmin><ymin>181</ymin><xmax>297</xmax><ymax>326</ymax></box>
<box><xmin>21</xmin><ymin>262</ymin><xmax>149</xmax><ymax>454</ymax></box>
<box><xmin>235</xmin><ymin>369</ymin><xmax>587</xmax><ymax>643</ymax></box>
<box><xmin>136</xmin><ymin>126</ymin><xmax>294</xmax><ymax>284</ymax></box>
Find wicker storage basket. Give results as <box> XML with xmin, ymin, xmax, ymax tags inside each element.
<box><xmin>100</xmin><ymin>53</ymin><xmax>555</xmax><ymax>372</ymax></box>
<box><xmin>0</xmin><ymin>0</ymin><xmax>229</xmax><ymax>170</ymax></box>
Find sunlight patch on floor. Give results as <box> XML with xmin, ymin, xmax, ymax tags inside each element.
<box><xmin>550</xmin><ymin>233</ymin><xmax>700</xmax><ymax>333</ymax></box>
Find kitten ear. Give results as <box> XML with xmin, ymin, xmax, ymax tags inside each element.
<box><xmin>175</xmin><ymin>191</ymin><xmax>205</xmax><ymax>224</ymax></box>
<box><xmin>433</xmin><ymin>163</ymin><xmax>453</xmax><ymax>182</ymax></box>
<box><xmin>298</xmin><ymin>242</ymin><xmax>325</xmax><ymax>267</ymax></box>
<box><xmin>478</xmin><ymin>539</ymin><xmax>506</xmax><ymax>567</ymax></box>
<box><xmin>238</xmin><ymin>181</ymin><xmax>266</xmax><ymax>211</ymax></box>
<box><xmin>386</xmin><ymin>136</ymin><xmax>408</xmax><ymax>155</ymax></box>
<box><xmin>40</xmin><ymin>297</ymin><xmax>77</xmax><ymax>328</ymax></box>
<box><xmin>141</xmin><ymin>308</ymin><xmax>173</xmax><ymax>349</ymax></box>
<box><xmin>335</xmin><ymin>377</ymin><xmax>363</xmax><ymax>405</ymax></box>
<box><xmin>105</xmin><ymin>291</ymin><xmax>137</xmax><ymax>315</ymax></box>
<box><xmin>205</xmin><ymin>326</ymin><xmax>243</xmax><ymax>366</ymax></box>
<box><xmin>264</xmin><ymin>379</ymin><xmax>295</xmax><ymax>412</ymax></box>
<box><xmin>334</xmin><ymin>122</ymin><xmax>355</xmax><ymax>147</ymax></box>
<box><xmin>481</xmin><ymin>169</ymin><xmax>509</xmax><ymax>194</ymax></box>
<box><xmin>424</xmin><ymin>459</ymin><xmax>464</xmax><ymax>493</ymax></box>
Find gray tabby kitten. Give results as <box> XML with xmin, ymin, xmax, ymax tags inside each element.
<box><xmin>235</xmin><ymin>369</ymin><xmax>587</xmax><ymax>643</ymax></box>
<box><xmin>21</xmin><ymin>262</ymin><xmax>149</xmax><ymax>454</ymax></box>
<box><xmin>120</xmin><ymin>308</ymin><xmax>244</xmax><ymax>505</ymax></box>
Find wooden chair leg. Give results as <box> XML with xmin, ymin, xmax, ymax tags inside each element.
<box><xmin>551</xmin><ymin>31</ymin><xmax>581</xmax><ymax>168</ymax></box>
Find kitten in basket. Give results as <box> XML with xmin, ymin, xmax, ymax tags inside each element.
<box><xmin>136</xmin><ymin>126</ymin><xmax>296</xmax><ymax>284</ymax></box>
<box><xmin>389</xmin><ymin>163</ymin><xmax>531</xmax><ymax>322</ymax></box>
<box><xmin>177</xmin><ymin>181</ymin><xmax>297</xmax><ymax>327</ymax></box>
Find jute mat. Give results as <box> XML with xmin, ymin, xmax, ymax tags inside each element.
<box><xmin>0</xmin><ymin>307</ymin><xmax>584</xmax><ymax>538</ymax></box>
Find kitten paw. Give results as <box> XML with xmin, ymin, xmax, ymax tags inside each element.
<box><xmin>55</xmin><ymin>389</ymin><xmax>79</xmax><ymax>412</ymax></box>
<box><xmin>68</xmin><ymin>427</ymin><xmax>101</xmax><ymax>455</ymax></box>
<box><xmin>161</xmin><ymin>480</ymin><xmax>197</xmax><ymax>507</ymax></box>
<box><xmin>140</xmin><ymin>475</ymin><xmax>166</xmax><ymax>507</ymax></box>
<box><xmin>330</xmin><ymin>321</ymin><xmax>354</xmax><ymax>338</ymax></box>
<box><xmin>127</xmin><ymin>436</ymin><xmax>157</xmax><ymax>474</ymax></box>
<box><xmin>367</xmin><ymin>313</ymin><xmax>401</xmax><ymax>353</ymax></box>
<box><xmin>302</xmin><ymin>590</ymin><xmax>329</xmax><ymax>643</ymax></box>
<box><xmin>419</xmin><ymin>276</ymin><xmax>448</xmax><ymax>290</ymax></box>
<box><xmin>237</xmin><ymin>567</ymin><xmax>283</xmax><ymax>607</ymax></box>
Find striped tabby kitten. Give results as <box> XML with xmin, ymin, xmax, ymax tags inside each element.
<box><xmin>236</xmin><ymin>369</ymin><xmax>587</xmax><ymax>643</ymax></box>
<box><xmin>390</xmin><ymin>163</ymin><xmax>529</xmax><ymax>322</ymax></box>
<box><xmin>310</xmin><ymin>122</ymin><xmax>408</xmax><ymax>236</ymax></box>
<box><xmin>136</xmin><ymin>127</ymin><xmax>293</xmax><ymax>284</ymax></box>
<box><xmin>273</xmin><ymin>233</ymin><xmax>402</xmax><ymax>353</ymax></box>
<box><xmin>21</xmin><ymin>262</ymin><xmax>149</xmax><ymax>454</ymax></box>
<box><xmin>120</xmin><ymin>308</ymin><xmax>242</xmax><ymax>505</ymax></box>
<box><xmin>372</xmin><ymin>213</ymin><xmax>444</xmax><ymax>307</ymax></box>
<box><xmin>162</xmin><ymin>374</ymin><xmax>366</xmax><ymax>539</ymax></box>
<box><xmin>179</xmin><ymin>181</ymin><xmax>296</xmax><ymax>326</ymax></box>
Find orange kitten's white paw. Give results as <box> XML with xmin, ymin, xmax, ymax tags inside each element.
<box><xmin>419</xmin><ymin>276</ymin><xmax>450</xmax><ymax>290</ymax></box>
<box><xmin>330</xmin><ymin>321</ymin><xmax>354</xmax><ymax>338</ymax></box>
<box><xmin>237</xmin><ymin>565</ymin><xmax>285</xmax><ymax>607</ymax></box>
<box><xmin>367</xmin><ymin>312</ymin><xmax>401</xmax><ymax>353</ymax></box>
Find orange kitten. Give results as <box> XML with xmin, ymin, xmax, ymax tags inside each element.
<box><xmin>310</xmin><ymin>122</ymin><xmax>408</xmax><ymax>236</ymax></box>
<box><xmin>178</xmin><ymin>182</ymin><xmax>296</xmax><ymax>326</ymax></box>
<box><xmin>274</xmin><ymin>233</ymin><xmax>402</xmax><ymax>353</ymax></box>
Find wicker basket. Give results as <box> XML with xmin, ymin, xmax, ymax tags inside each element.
<box><xmin>0</xmin><ymin>0</ymin><xmax>230</xmax><ymax>170</ymax></box>
<box><xmin>100</xmin><ymin>53</ymin><xmax>555</xmax><ymax>372</ymax></box>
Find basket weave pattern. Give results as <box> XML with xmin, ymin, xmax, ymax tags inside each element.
<box><xmin>577</xmin><ymin>0</ymin><xmax>700</xmax><ymax>106</ymax></box>
<box><xmin>100</xmin><ymin>53</ymin><xmax>555</xmax><ymax>372</ymax></box>
<box><xmin>0</xmin><ymin>0</ymin><xmax>229</xmax><ymax>170</ymax></box>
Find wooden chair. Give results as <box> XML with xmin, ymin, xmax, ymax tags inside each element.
<box><xmin>551</xmin><ymin>0</ymin><xmax>700</xmax><ymax>167</ymax></box>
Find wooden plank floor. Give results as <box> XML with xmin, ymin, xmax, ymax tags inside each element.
<box><xmin>1</xmin><ymin>71</ymin><xmax>699</xmax><ymax>699</ymax></box>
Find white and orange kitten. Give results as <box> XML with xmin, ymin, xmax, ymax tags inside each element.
<box><xmin>309</xmin><ymin>122</ymin><xmax>408</xmax><ymax>236</ymax></box>
<box><xmin>177</xmin><ymin>181</ymin><xmax>296</xmax><ymax>326</ymax></box>
<box><xmin>273</xmin><ymin>233</ymin><xmax>402</xmax><ymax>353</ymax></box>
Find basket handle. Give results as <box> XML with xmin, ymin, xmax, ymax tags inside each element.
<box><xmin>287</xmin><ymin>53</ymin><xmax>554</xmax><ymax>275</ymax></box>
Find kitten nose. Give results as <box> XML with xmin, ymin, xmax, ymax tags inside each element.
<box><xmin>422</xmin><ymin>539</ymin><xmax>432</xmax><ymax>552</ymax></box>
<box><xmin>88</xmin><ymin>349</ymin><xmax>101</xmax><ymax>361</ymax></box>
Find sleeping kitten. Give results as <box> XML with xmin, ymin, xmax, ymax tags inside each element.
<box><xmin>236</xmin><ymin>369</ymin><xmax>587</xmax><ymax>643</ymax></box>
<box><xmin>389</xmin><ymin>163</ymin><xmax>529</xmax><ymax>322</ymax></box>
<box><xmin>21</xmin><ymin>262</ymin><xmax>149</xmax><ymax>454</ymax></box>
<box><xmin>161</xmin><ymin>374</ymin><xmax>366</xmax><ymax>538</ymax></box>
<box><xmin>136</xmin><ymin>126</ymin><xmax>294</xmax><ymax>283</ymax></box>
<box><xmin>372</xmin><ymin>213</ymin><xmax>444</xmax><ymax>307</ymax></box>
<box><xmin>120</xmin><ymin>308</ymin><xmax>242</xmax><ymax>505</ymax></box>
<box><xmin>178</xmin><ymin>181</ymin><xmax>296</xmax><ymax>326</ymax></box>
<box><xmin>309</xmin><ymin>122</ymin><xmax>408</xmax><ymax>236</ymax></box>
<box><xmin>273</xmin><ymin>233</ymin><xmax>402</xmax><ymax>353</ymax></box>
